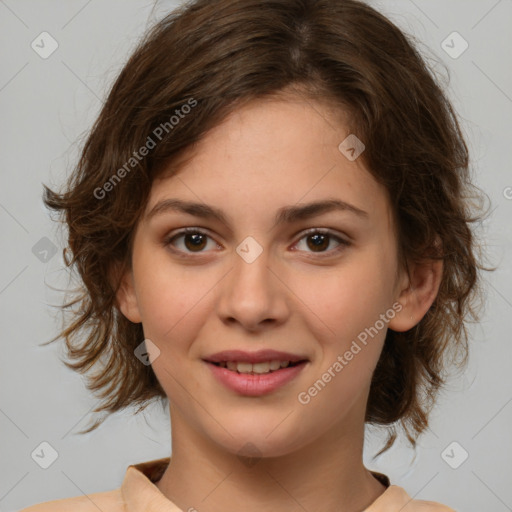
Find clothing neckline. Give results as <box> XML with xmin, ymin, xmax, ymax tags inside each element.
<box><xmin>121</xmin><ymin>456</ymin><xmax>406</xmax><ymax>512</ymax></box>
<box><xmin>128</xmin><ymin>456</ymin><xmax>391</xmax><ymax>488</ymax></box>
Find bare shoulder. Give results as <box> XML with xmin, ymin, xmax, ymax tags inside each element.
<box><xmin>18</xmin><ymin>488</ymin><xmax>124</xmax><ymax>511</ymax></box>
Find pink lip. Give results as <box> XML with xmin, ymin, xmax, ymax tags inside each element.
<box><xmin>205</xmin><ymin>360</ymin><xmax>308</xmax><ymax>396</ymax></box>
<box><xmin>203</xmin><ymin>349</ymin><xmax>307</xmax><ymax>364</ymax></box>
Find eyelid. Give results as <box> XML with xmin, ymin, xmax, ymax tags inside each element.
<box><xmin>298</xmin><ymin>227</ymin><xmax>350</xmax><ymax>242</ymax></box>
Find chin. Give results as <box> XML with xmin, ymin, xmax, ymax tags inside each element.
<box><xmin>206</xmin><ymin>421</ymin><xmax>309</xmax><ymax>460</ymax></box>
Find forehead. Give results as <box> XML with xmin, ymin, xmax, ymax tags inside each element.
<box><xmin>146</xmin><ymin>96</ymin><xmax>393</xmax><ymax>232</ymax></box>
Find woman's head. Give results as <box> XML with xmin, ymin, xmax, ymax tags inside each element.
<box><xmin>43</xmin><ymin>0</ymin><xmax>491</xmax><ymax>457</ymax></box>
<box><xmin>112</xmin><ymin>93</ymin><xmax>440</xmax><ymax>459</ymax></box>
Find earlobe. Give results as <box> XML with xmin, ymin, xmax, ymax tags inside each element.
<box><xmin>114</xmin><ymin>265</ymin><xmax>142</xmax><ymax>324</ymax></box>
<box><xmin>388</xmin><ymin>258</ymin><xmax>443</xmax><ymax>333</ymax></box>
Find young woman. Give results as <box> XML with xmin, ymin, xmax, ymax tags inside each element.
<box><xmin>21</xmin><ymin>0</ymin><xmax>491</xmax><ymax>510</ymax></box>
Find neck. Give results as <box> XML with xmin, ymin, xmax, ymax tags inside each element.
<box><xmin>155</xmin><ymin>406</ymin><xmax>387</xmax><ymax>512</ymax></box>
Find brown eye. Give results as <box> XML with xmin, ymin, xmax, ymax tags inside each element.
<box><xmin>305</xmin><ymin>233</ymin><xmax>330</xmax><ymax>252</ymax></box>
<box><xmin>163</xmin><ymin>227</ymin><xmax>350</xmax><ymax>258</ymax></box>
<box><xmin>183</xmin><ymin>232</ymin><xmax>208</xmax><ymax>252</ymax></box>
<box><xmin>164</xmin><ymin>228</ymin><xmax>216</xmax><ymax>254</ymax></box>
<box><xmin>294</xmin><ymin>229</ymin><xmax>350</xmax><ymax>256</ymax></box>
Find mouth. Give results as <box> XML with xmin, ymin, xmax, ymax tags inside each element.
<box><xmin>206</xmin><ymin>359</ymin><xmax>307</xmax><ymax>374</ymax></box>
<box><xmin>203</xmin><ymin>358</ymin><xmax>309</xmax><ymax>396</ymax></box>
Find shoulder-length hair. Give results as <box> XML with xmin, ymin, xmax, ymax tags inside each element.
<box><xmin>42</xmin><ymin>0</ymin><xmax>493</xmax><ymax>457</ymax></box>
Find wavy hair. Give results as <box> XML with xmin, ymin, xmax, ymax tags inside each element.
<box><xmin>41</xmin><ymin>0</ymin><xmax>494</xmax><ymax>457</ymax></box>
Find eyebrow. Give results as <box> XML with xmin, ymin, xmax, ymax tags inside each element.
<box><xmin>146</xmin><ymin>197</ymin><xmax>369</xmax><ymax>228</ymax></box>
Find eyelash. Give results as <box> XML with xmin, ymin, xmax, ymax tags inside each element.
<box><xmin>163</xmin><ymin>227</ymin><xmax>351</xmax><ymax>258</ymax></box>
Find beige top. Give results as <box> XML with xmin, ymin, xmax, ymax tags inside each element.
<box><xmin>19</xmin><ymin>457</ymin><xmax>455</xmax><ymax>511</ymax></box>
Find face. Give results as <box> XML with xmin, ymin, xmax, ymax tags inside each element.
<box><xmin>117</xmin><ymin>94</ymin><xmax>411</xmax><ymax>458</ymax></box>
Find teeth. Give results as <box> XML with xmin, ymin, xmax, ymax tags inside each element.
<box><xmin>218</xmin><ymin>360</ymin><xmax>295</xmax><ymax>374</ymax></box>
<box><xmin>270</xmin><ymin>360</ymin><xmax>282</xmax><ymax>370</ymax></box>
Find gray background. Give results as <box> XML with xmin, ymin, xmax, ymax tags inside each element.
<box><xmin>1</xmin><ymin>0</ymin><xmax>511</xmax><ymax>510</ymax></box>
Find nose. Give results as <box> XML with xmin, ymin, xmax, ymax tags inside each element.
<box><xmin>216</xmin><ymin>245</ymin><xmax>290</xmax><ymax>332</ymax></box>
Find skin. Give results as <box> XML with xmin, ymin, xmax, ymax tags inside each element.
<box><xmin>116</xmin><ymin>91</ymin><xmax>443</xmax><ymax>512</ymax></box>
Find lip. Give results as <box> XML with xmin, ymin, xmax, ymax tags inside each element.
<box><xmin>205</xmin><ymin>359</ymin><xmax>309</xmax><ymax>396</ymax></box>
<box><xmin>203</xmin><ymin>349</ymin><xmax>308</xmax><ymax>364</ymax></box>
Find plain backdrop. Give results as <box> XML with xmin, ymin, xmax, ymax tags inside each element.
<box><xmin>1</xmin><ymin>1</ymin><xmax>511</xmax><ymax>510</ymax></box>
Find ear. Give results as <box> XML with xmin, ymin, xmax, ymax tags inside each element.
<box><xmin>388</xmin><ymin>256</ymin><xmax>443</xmax><ymax>332</ymax></box>
<box><xmin>112</xmin><ymin>262</ymin><xmax>142</xmax><ymax>324</ymax></box>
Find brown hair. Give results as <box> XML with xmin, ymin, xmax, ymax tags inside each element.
<box><xmin>42</xmin><ymin>0</ymin><xmax>494</xmax><ymax>457</ymax></box>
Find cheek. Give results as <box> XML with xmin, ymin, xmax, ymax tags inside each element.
<box><xmin>301</xmin><ymin>255</ymin><xmax>392</xmax><ymax>340</ymax></box>
<box><xmin>134</xmin><ymin>265</ymin><xmax>224</xmax><ymax>378</ymax></box>
<box><xmin>296</xmin><ymin>254</ymin><xmax>394</xmax><ymax>403</ymax></box>
<box><xmin>133</xmin><ymin>246</ymin><xmax>208</xmax><ymax>335</ymax></box>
